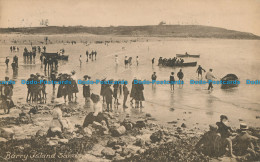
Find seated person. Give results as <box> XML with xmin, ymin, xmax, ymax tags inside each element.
<box><xmin>83</xmin><ymin>93</ymin><xmax>109</xmax><ymax>128</ymax></box>
<box><xmin>195</xmin><ymin>124</ymin><xmax>219</xmax><ymax>156</ymax></box>
<box><xmin>233</xmin><ymin>123</ymin><xmax>259</xmax><ymax>160</ymax></box>
<box><xmin>216</xmin><ymin>115</ymin><xmax>236</xmax><ymax>157</ymax></box>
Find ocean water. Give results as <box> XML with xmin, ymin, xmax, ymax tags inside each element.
<box><xmin>0</xmin><ymin>37</ymin><xmax>260</xmax><ymax>129</ymax></box>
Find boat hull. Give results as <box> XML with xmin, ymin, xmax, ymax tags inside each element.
<box><xmin>176</xmin><ymin>54</ymin><xmax>200</xmax><ymax>58</ymax></box>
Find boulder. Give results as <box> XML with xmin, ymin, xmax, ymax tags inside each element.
<box><xmin>107</xmin><ymin>139</ymin><xmax>118</xmax><ymax>147</ymax></box>
<box><xmin>101</xmin><ymin>147</ymin><xmax>116</xmax><ymax>158</ymax></box>
<box><xmin>111</xmin><ymin>126</ymin><xmax>126</xmax><ymax>137</ymax></box>
<box><xmin>83</xmin><ymin>127</ymin><xmax>92</xmax><ymax>137</ymax></box>
<box><xmin>135</xmin><ymin>138</ymin><xmax>146</xmax><ymax>147</ymax></box>
<box><xmin>0</xmin><ymin>137</ymin><xmax>8</xmax><ymax>142</ymax></box>
<box><xmin>0</xmin><ymin>128</ymin><xmax>14</xmax><ymax>139</ymax></box>
<box><xmin>181</xmin><ymin>123</ymin><xmax>187</xmax><ymax>128</ymax></box>
<box><xmin>150</xmin><ymin>130</ymin><xmax>164</xmax><ymax>143</ymax></box>
<box><xmin>121</xmin><ymin>120</ymin><xmax>134</xmax><ymax>131</ymax></box>
<box><xmin>36</xmin><ymin>130</ymin><xmax>46</xmax><ymax>137</ymax></box>
<box><xmin>135</xmin><ymin>120</ymin><xmax>146</xmax><ymax>128</ymax></box>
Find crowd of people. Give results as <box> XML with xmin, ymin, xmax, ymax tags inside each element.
<box><xmin>158</xmin><ymin>57</ymin><xmax>184</xmax><ymax>66</ymax></box>
<box><xmin>10</xmin><ymin>46</ymin><xmax>19</xmax><ymax>52</ymax></box>
<box><xmin>85</xmin><ymin>50</ymin><xmax>97</xmax><ymax>62</ymax></box>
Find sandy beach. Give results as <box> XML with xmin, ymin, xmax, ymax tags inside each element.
<box><xmin>0</xmin><ymin>33</ymin><xmax>260</xmax><ymax>161</ymax></box>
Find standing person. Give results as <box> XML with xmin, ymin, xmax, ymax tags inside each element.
<box><xmin>79</xmin><ymin>55</ymin><xmax>82</xmax><ymax>66</ymax></box>
<box><xmin>135</xmin><ymin>79</ymin><xmax>144</xmax><ymax>108</ymax></box>
<box><xmin>11</xmin><ymin>61</ymin><xmax>16</xmax><ymax>73</ymax></box>
<box><xmin>196</xmin><ymin>65</ymin><xmax>206</xmax><ymax>79</ymax></box>
<box><xmin>83</xmin><ymin>75</ymin><xmax>91</xmax><ymax>106</ymax></box>
<box><xmin>2</xmin><ymin>77</ymin><xmax>14</xmax><ymax>114</ymax></box>
<box><xmin>113</xmin><ymin>82</ymin><xmax>120</xmax><ymax>109</ymax></box>
<box><xmin>43</xmin><ymin>46</ymin><xmax>46</xmax><ymax>52</ymax></box>
<box><xmin>91</xmin><ymin>50</ymin><xmax>94</xmax><ymax>61</ymax></box>
<box><xmin>104</xmin><ymin>82</ymin><xmax>113</xmax><ymax>112</ymax></box>
<box><xmin>86</xmin><ymin>50</ymin><xmax>89</xmax><ymax>62</ymax></box>
<box><xmin>5</xmin><ymin>57</ymin><xmax>9</xmax><ymax>68</ymax></box>
<box><xmin>26</xmin><ymin>74</ymin><xmax>34</xmax><ymax>102</ymax></box>
<box><xmin>94</xmin><ymin>51</ymin><xmax>97</xmax><ymax>60</ymax></box>
<box><xmin>136</xmin><ymin>56</ymin><xmax>139</xmax><ymax>66</ymax></box>
<box><xmin>71</xmin><ymin>71</ymin><xmax>79</xmax><ymax>99</ymax></box>
<box><xmin>124</xmin><ymin>56</ymin><xmax>128</xmax><ymax>68</ymax></box>
<box><xmin>177</xmin><ymin>69</ymin><xmax>184</xmax><ymax>87</ymax></box>
<box><xmin>50</xmin><ymin>71</ymin><xmax>57</xmax><ymax>90</ymax></box>
<box><xmin>123</xmin><ymin>83</ymin><xmax>129</xmax><ymax>108</ymax></box>
<box><xmin>130</xmin><ymin>78</ymin><xmax>137</xmax><ymax>106</ymax></box>
<box><xmin>151</xmin><ymin>72</ymin><xmax>157</xmax><ymax>88</ymax></box>
<box><xmin>43</xmin><ymin>57</ymin><xmax>48</xmax><ymax>71</ymax></box>
<box><xmin>115</xmin><ymin>55</ymin><xmax>119</xmax><ymax>65</ymax></box>
<box><xmin>10</xmin><ymin>46</ymin><xmax>12</xmax><ymax>52</ymax></box>
<box><xmin>152</xmin><ymin>58</ymin><xmax>155</xmax><ymax>66</ymax></box>
<box><xmin>170</xmin><ymin>72</ymin><xmax>175</xmax><ymax>91</ymax></box>
<box><xmin>100</xmin><ymin>78</ymin><xmax>107</xmax><ymax>103</ymax></box>
<box><xmin>205</xmin><ymin>69</ymin><xmax>216</xmax><ymax>91</ymax></box>
<box><xmin>13</xmin><ymin>55</ymin><xmax>18</xmax><ymax>68</ymax></box>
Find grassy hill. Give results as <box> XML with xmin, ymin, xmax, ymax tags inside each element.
<box><xmin>0</xmin><ymin>25</ymin><xmax>259</xmax><ymax>39</ymax></box>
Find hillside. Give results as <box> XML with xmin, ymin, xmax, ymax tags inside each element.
<box><xmin>0</xmin><ymin>25</ymin><xmax>259</xmax><ymax>39</ymax></box>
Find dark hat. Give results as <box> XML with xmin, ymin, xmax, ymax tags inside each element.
<box><xmin>220</xmin><ymin>115</ymin><xmax>228</xmax><ymax>120</ymax></box>
<box><xmin>240</xmin><ymin>123</ymin><xmax>248</xmax><ymax>131</ymax></box>
<box><xmin>84</xmin><ymin>75</ymin><xmax>91</xmax><ymax>79</ymax></box>
<box><xmin>5</xmin><ymin>77</ymin><xmax>9</xmax><ymax>81</ymax></box>
<box><xmin>30</xmin><ymin>74</ymin><xmax>35</xmax><ymax>77</ymax></box>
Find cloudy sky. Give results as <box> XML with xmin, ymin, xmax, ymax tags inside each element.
<box><xmin>0</xmin><ymin>0</ymin><xmax>260</xmax><ymax>35</ymax></box>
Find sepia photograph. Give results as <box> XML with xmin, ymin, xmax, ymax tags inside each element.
<box><xmin>0</xmin><ymin>0</ymin><xmax>259</xmax><ymax>161</ymax></box>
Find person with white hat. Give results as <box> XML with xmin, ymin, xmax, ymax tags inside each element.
<box><xmin>47</xmin><ymin>103</ymin><xmax>64</xmax><ymax>138</ymax></box>
<box><xmin>233</xmin><ymin>123</ymin><xmax>259</xmax><ymax>159</ymax></box>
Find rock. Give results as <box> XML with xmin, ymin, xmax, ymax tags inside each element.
<box><xmin>122</xmin><ymin>120</ymin><xmax>134</xmax><ymax>131</ymax></box>
<box><xmin>83</xmin><ymin>127</ymin><xmax>92</xmax><ymax>137</ymax></box>
<box><xmin>135</xmin><ymin>138</ymin><xmax>146</xmax><ymax>147</ymax></box>
<box><xmin>0</xmin><ymin>137</ymin><xmax>8</xmax><ymax>142</ymax></box>
<box><xmin>48</xmin><ymin>140</ymin><xmax>59</xmax><ymax>146</ymax></box>
<box><xmin>88</xmin><ymin>144</ymin><xmax>105</xmax><ymax>157</ymax></box>
<box><xmin>112</xmin><ymin>145</ymin><xmax>121</xmax><ymax>150</ymax></box>
<box><xmin>177</xmin><ymin>127</ymin><xmax>182</xmax><ymax>133</ymax></box>
<box><xmin>0</xmin><ymin>128</ymin><xmax>14</xmax><ymax>139</ymax></box>
<box><xmin>150</xmin><ymin>130</ymin><xmax>164</xmax><ymax>143</ymax></box>
<box><xmin>117</xmin><ymin>139</ymin><xmax>126</xmax><ymax>146</ymax></box>
<box><xmin>36</xmin><ymin>130</ymin><xmax>46</xmax><ymax>137</ymax></box>
<box><xmin>145</xmin><ymin>113</ymin><xmax>152</xmax><ymax>117</ymax></box>
<box><xmin>59</xmin><ymin>139</ymin><xmax>68</xmax><ymax>144</ymax></box>
<box><xmin>135</xmin><ymin>120</ymin><xmax>146</xmax><ymax>128</ymax></box>
<box><xmin>101</xmin><ymin>147</ymin><xmax>116</xmax><ymax>158</ymax></box>
<box><xmin>92</xmin><ymin>121</ymin><xmax>107</xmax><ymax>134</ymax></box>
<box><xmin>137</xmin><ymin>149</ymin><xmax>145</xmax><ymax>154</ymax></box>
<box><xmin>107</xmin><ymin>139</ymin><xmax>118</xmax><ymax>147</ymax></box>
<box><xmin>113</xmin><ymin>153</ymin><xmax>124</xmax><ymax>161</ymax></box>
<box><xmin>181</xmin><ymin>123</ymin><xmax>187</xmax><ymax>128</ymax></box>
<box><xmin>111</xmin><ymin>126</ymin><xmax>126</xmax><ymax>137</ymax></box>
<box><xmin>121</xmin><ymin>148</ymin><xmax>132</xmax><ymax>156</ymax></box>
<box><xmin>168</xmin><ymin>121</ymin><xmax>178</xmax><ymax>124</ymax></box>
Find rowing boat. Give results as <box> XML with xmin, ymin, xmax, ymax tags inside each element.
<box><xmin>176</xmin><ymin>54</ymin><xmax>200</xmax><ymax>58</ymax></box>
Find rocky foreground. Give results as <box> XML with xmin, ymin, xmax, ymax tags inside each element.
<box><xmin>0</xmin><ymin>104</ymin><xmax>259</xmax><ymax>162</ymax></box>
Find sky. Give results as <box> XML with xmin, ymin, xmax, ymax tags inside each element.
<box><xmin>0</xmin><ymin>0</ymin><xmax>260</xmax><ymax>35</ymax></box>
